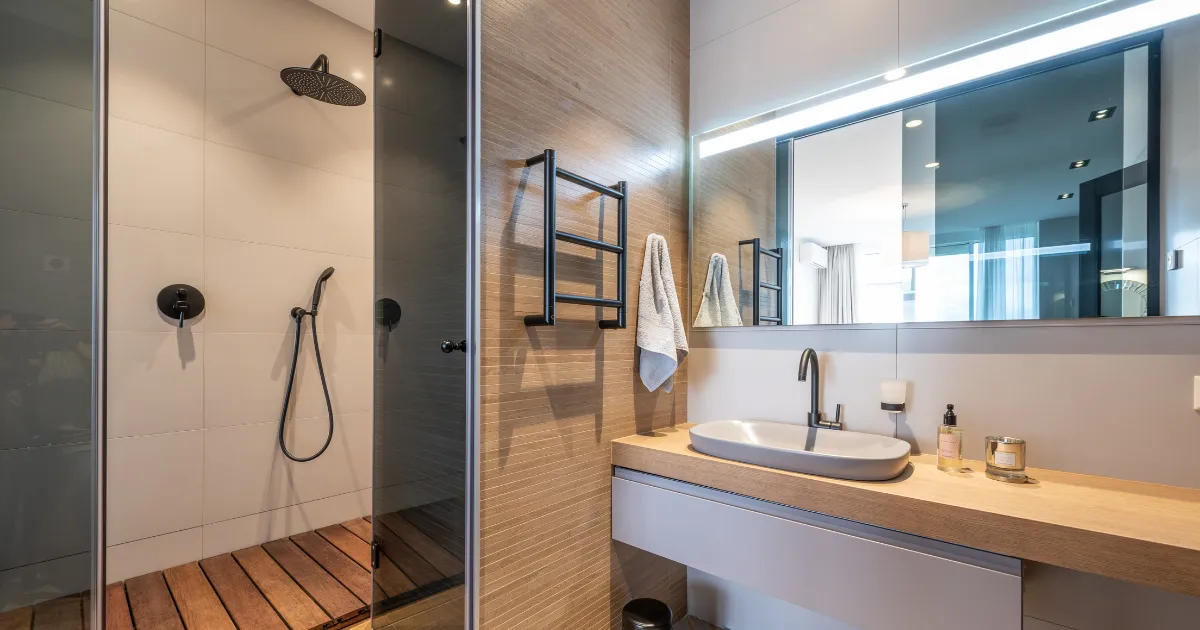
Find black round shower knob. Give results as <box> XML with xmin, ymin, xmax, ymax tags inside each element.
<box><xmin>375</xmin><ymin>298</ymin><xmax>402</xmax><ymax>330</ymax></box>
<box><xmin>441</xmin><ymin>340</ymin><xmax>467</xmax><ymax>353</ymax></box>
<box><xmin>157</xmin><ymin>284</ymin><xmax>205</xmax><ymax>328</ymax></box>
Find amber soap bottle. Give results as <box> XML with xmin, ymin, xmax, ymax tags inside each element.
<box><xmin>937</xmin><ymin>404</ymin><xmax>962</xmax><ymax>472</ymax></box>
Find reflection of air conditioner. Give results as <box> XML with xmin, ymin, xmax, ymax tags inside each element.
<box><xmin>798</xmin><ymin>242</ymin><xmax>828</xmax><ymax>269</ymax></box>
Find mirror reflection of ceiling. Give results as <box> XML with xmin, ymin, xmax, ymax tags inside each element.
<box><xmin>309</xmin><ymin>0</ymin><xmax>467</xmax><ymax>67</ymax></box>
<box><xmin>926</xmin><ymin>50</ymin><xmax>1128</xmax><ymax>234</ymax></box>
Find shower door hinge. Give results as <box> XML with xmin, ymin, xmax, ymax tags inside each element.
<box><xmin>374</xmin><ymin>29</ymin><xmax>382</xmax><ymax>58</ymax></box>
<box><xmin>370</xmin><ymin>540</ymin><xmax>381</xmax><ymax>569</ymax></box>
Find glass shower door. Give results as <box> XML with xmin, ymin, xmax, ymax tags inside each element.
<box><xmin>0</xmin><ymin>0</ymin><xmax>98</xmax><ymax>626</ymax></box>
<box><xmin>373</xmin><ymin>0</ymin><xmax>470</xmax><ymax>626</ymax></box>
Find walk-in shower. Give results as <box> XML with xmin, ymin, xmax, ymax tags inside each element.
<box><xmin>1</xmin><ymin>0</ymin><xmax>477</xmax><ymax>628</ymax></box>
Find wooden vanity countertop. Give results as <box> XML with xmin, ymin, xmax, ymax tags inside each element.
<box><xmin>612</xmin><ymin>425</ymin><xmax>1200</xmax><ymax>597</ymax></box>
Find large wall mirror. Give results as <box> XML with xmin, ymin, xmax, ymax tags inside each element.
<box><xmin>691</xmin><ymin>11</ymin><xmax>1200</xmax><ymax>328</ymax></box>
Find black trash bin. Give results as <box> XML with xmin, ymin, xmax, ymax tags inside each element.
<box><xmin>622</xmin><ymin>598</ymin><xmax>672</xmax><ymax>630</ymax></box>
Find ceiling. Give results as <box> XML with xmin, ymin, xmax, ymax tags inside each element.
<box><xmin>928</xmin><ymin>46</ymin><xmax>1137</xmax><ymax>234</ymax></box>
<box><xmin>308</xmin><ymin>0</ymin><xmax>467</xmax><ymax>67</ymax></box>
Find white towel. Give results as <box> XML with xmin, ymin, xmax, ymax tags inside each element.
<box><xmin>694</xmin><ymin>253</ymin><xmax>743</xmax><ymax>328</ymax></box>
<box><xmin>637</xmin><ymin>234</ymin><xmax>688</xmax><ymax>392</ymax></box>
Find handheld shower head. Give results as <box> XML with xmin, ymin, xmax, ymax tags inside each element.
<box><xmin>280</xmin><ymin>54</ymin><xmax>366</xmax><ymax>106</ymax></box>
<box><xmin>311</xmin><ymin>267</ymin><xmax>335</xmax><ymax>312</ymax></box>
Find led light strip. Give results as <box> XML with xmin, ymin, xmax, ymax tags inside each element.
<box><xmin>698</xmin><ymin>0</ymin><xmax>1200</xmax><ymax>158</ymax></box>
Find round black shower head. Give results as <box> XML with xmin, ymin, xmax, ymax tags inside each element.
<box><xmin>280</xmin><ymin>54</ymin><xmax>366</xmax><ymax>107</ymax></box>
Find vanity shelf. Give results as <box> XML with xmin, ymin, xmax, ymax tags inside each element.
<box><xmin>612</xmin><ymin>425</ymin><xmax>1200</xmax><ymax>599</ymax></box>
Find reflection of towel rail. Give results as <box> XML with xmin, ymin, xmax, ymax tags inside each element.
<box><xmin>523</xmin><ymin>149</ymin><xmax>628</xmax><ymax>329</ymax></box>
<box><xmin>739</xmin><ymin>237</ymin><xmax>783</xmax><ymax>326</ymax></box>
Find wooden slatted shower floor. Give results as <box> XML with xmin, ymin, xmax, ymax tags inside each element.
<box><xmin>0</xmin><ymin>503</ymin><xmax>464</xmax><ymax>630</ymax></box>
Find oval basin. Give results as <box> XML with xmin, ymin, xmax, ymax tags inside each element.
<box><xmin>689</xmin><ymin>420</ymin><xmax>911</xmax><ymax>481</ymax></box>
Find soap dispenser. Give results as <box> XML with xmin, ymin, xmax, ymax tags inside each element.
<box><xmin>937</xmin><ymin>404</ymin><xmax>962</xmax><ymax>472</ymax></box>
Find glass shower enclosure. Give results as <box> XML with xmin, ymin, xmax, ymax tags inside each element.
<box><xmin>0</xmin><ymin>0</ymin><xmax>101</xmax><ymax>624</ymax></box>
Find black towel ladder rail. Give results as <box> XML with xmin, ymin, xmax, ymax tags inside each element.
<box><xmin>524</xmin><ymin>149</ymin><xmax>628</xmax><ymax>329</ymax></box>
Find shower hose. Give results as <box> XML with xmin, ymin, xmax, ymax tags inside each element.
<box><xmin>278</xmin><ymin>267</ymin><xmax>336</xmax><ymax>463</ymax></box>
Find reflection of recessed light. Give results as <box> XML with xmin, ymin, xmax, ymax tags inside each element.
<box><xmin>351</xmin><ymin>70</ymin><xmax>365</xmax><ymax>81</ymax></box>
<box><xmin>1089</xmin><ymin>106</ymin><xmax>1117</xmax><ymax>121</ymax></box>
<box><xmin>1100</xmin><ymin>267</ymin><xmax>1134</xmax><ymax>274</ymax></box>
<box><xmin>382</xmin><ymin>77</ymin><xmax>394</xmax><ymax>87</ymax></box>
<box><xmin>884</xmin><ymin>68</ymin><xmax>907</xmax><ymax>81</ymax></box>
<box><xmin>448</xmin><ymin>0</ymin><xmax>461</xmax><ymax>4</ymax></box>
<box><xmin>1069</xmin><ymin>159</ymin><xmax>1090</xmax><ymax>169</ymax></box>
<box><xmin>905</xmin><ymin>119</ymin><xmax>923</xmax><ymax>128</ymax></box>
<box><xmin>925</xmin><ymin>162</ymin><xmax>939</xmax><ymax>169</ymax></box>
<box><xmin>1058</xmin><ymin>193</ymin><xmax>1075</xmax><ymax>200</ymax></box>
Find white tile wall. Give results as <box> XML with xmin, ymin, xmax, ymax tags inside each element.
<box><xmin>109</xmin><ymin>10</ymin><xmax>205</xmax><ymax>137</ymax></box>
<box><xmin>106</xmin><ymin>528</ymin><xmax>203</xmax><ymax>584</ymax></box>
<box><xmin>111</xmin><ymin>0</ymin><xmax>205</xmax><ymax>41</ymax></box>
<box><xmin>108</xmin><ymin>331</ymin><xmax>204</xmax><ymax>438</ymax></box>
<box><xmin>202</xmin><ymin>488</ymin><xmax>372</xmax><ymax>558</ymax></box>
<box><xmin>203</xmin><ymin>237</ymin><xmax>374</xmax><ymax>336</ymax></box>
<box><xmin>206</xmin><ymin>0</ymin><xmax>373</xmax><ymax>88</ymax></box>
<box><xmin>106</xmin><ymin>0</ymin><xmax>373</xmax><ymax>581</ymax></box>
<box><xmin>106</xmin><ymin>431</ymin><xmax>204</xmax><ymax>545</ymax></box>
<box><xmin>205</xmin><ymin>46</ymin><xmax>372</xmax><ymax>180</ymax></box>
<box><xmin>108</xmin><ymin>224</ymin><xmax>205</xmax><ymax>332</ymax></box>
<box><xmin>109</xmin><ymin>117</ymin><xmax>205</xmax><ymax>235</ymax></box>
<box><xmin>204</xmin><ymin>333</ymin><xmax>372</xmax><ymax>429</ymax></box>
<box><xmin>202</xmin><ymin>413</ymin><xmax>372</xmax><ymax>523</ymax></box>
<box><xmin>204</xmin><ymin>142</ymin><xmax>373</xmax><ymax>256</ymax></box>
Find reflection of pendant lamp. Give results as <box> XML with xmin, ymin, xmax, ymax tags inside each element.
<box><xmin>901</xmin><ymin>203</ymin><xmax>929</xmax><ymax>268</ymax></box>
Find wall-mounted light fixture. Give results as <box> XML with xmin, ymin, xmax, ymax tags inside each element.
<box><xmin>698</xmin><ymin>0</ymin><xmax>1198</xmax><ymax>158</ymax></box>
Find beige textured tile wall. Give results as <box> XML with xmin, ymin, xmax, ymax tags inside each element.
<box><xmin>105</xmin><ymin>0</ymin><xmax>374</xmax><ymax>583</ymax></box>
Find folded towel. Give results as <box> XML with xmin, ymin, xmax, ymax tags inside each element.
<box><xmin>694</xmin><ymin>253</ymin><xmax>743</xmax><ymax>328</ymax></box>
<box><xmin>637</xmin><ymin>234</ymin><xmax>689</xmax><ymax>392</ymax></box>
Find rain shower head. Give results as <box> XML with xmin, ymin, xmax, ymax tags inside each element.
<box><xmin>280</xmin><ymin>54</ymin><xmax>366</xmax><ymax>107</ymax></box>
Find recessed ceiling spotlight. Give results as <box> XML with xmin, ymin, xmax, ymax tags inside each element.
<box><xmin>1058</xmin><ymin>193</ymin><xmax>1075</xmax><ymax>200</ymax></box>
<box><xmin>1069</xmin><ymin>159</ymin><xmax>1091</xmax><ymax>169</ymax></box>
<box><xmin>1088</xmin><ymin>106</ymin><xmax>1117</xmax><ymax>121</ymax></box>
<box><xmin>884</xmin><ymin>68</ymin><xmax>908</xmax><ymax>81</ymax></box>
<box><xmin>1100</xmin><ymin>267</ymin><xmax>1134</xmax><ymax>274</ymax></box>
<box><xmin>448</xmin><ymin>0</ymin><xmax>462</xmax><ymax>4</ymax></box>
<box><xmin>925</xmin><ymin>162</ymin><xmax>940</xmax><ymax>169</ymax></box>
<box><xmin>905</xmin><ymin>119</ymin><xmax>923</xmax><ymax>128</ymax></box>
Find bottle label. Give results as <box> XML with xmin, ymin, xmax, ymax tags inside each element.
<box><xmin>994</xmin><ymin>451</ymin><xmax>1017</xmax><ymax>467</ymax></box>
<box><xmin>938</xmin><ymin>433</ymin><xmax>960</xmax><ymax>459</ymax></box>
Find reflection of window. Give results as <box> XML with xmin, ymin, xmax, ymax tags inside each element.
<box><xmin>972</xmin><ymin>223</ymin><xmax>1039</xmax><ymax>321</ymax></box>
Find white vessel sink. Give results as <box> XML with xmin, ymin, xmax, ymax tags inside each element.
<box><xmin>689</xmin><ymin>420</ymin><xmax>911</xmax><ymax>481</ymax></box>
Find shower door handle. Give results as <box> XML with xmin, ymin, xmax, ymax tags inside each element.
<box><xmin>441</xmin><ymin>340</ymin><xmax>467</xmax><ymax>353</ymax></box>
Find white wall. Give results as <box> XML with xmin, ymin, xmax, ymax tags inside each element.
<box><xmin>105</xmin><ymin>0</ymin><xmax>374</xmax><ymax>583</ymax></box>
<box><xmin>690</xmin><ymin>0</ymin><xmax>1134</xmax><ymax>133</ymax></box>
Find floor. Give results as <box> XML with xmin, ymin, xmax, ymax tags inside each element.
<box><xmin>0</xmin><ymin>502</ymin><xmax>464</xmax><ymax>630</ymax></box>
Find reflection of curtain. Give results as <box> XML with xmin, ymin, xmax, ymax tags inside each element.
<box><xmin>975</xmin><ymin>223</ymin><xmax>1039</xmax><ymax>321</ymax></box>
<box><xmin>818</xmin><ymin>244</ymin><xmax>856</xmax><ymax>324</ymax></box>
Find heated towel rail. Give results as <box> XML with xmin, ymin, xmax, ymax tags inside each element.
<box><xmin>523</xmin><ymin>149</ymin><xmax>628</xmax><ymax>329</ymax></box>
<box><xmin>740</xmin><ymin>238</ymin><xmax>782</xmax><ymax>325</ymax></box>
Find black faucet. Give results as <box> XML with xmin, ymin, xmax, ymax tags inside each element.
<box><xmin>799</xmin><ymin>348</ymin><xmax>843</xmax><ymax>430</ymax></box>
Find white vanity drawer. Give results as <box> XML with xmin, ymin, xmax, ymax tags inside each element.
<box><xmin>612</xmin><ymin>469</ymin><xmax>1022</xmax><ymax>630</ymax></box>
